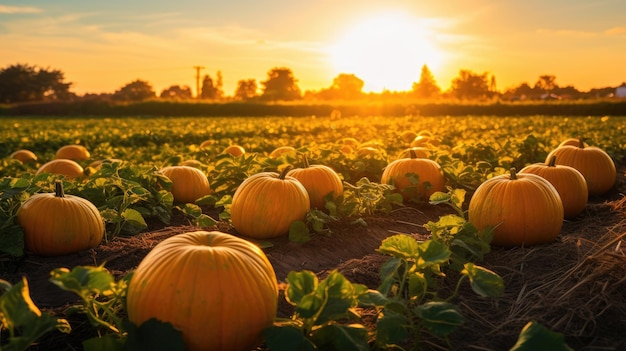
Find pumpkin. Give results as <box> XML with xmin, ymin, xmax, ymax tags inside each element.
<box><xmin>223</xmin><ymin>145</ymin><xmax>245</xmax><ymax>157</ymax></box>
<box><xmin>396</xmin><ymin>147</ymin><xmax>430</xmax><ymax>160</ymax></box>
<box><xmin>199</xmin><ymin>139</ymin><xmax>215</xmax><ymax>149</ymax></box>
<box><xmin>468</xmin><ymin>168</ymin><xmax>564</xmax><ymax>247</ymax></box>
<box><xmin>356</xmin><ymin>146</ymin><xmax>381</xmax><ymax>157</ymax></box>
<box><xmin>381</xmin><ymin>150</ymin><xmax>445</xmax><ymax>201</ymax></box>
<box><xmin>230</xmin><ymin>167</ymin><xmax>310</xmax><ymax>239</ymax></box>
<box><xmin>160</xmin><ymin>166</ymin><xmax>212</xmax><ymax>203</ymax></box>
<box><xmin>410</xmin><ymin>131</ymin><xmax>440</xmax><ymax>147</ymax></box>
<box><xmin>178</xmin><ymin>159</ymin><xmax>205</xmax><ymax>168</ymax></box>
<box><xmin>287</xmin><ymin>155</ymin><xmax>344</xmax><ymax>209</ymax></box>
<box><xmin>400</xmin><ymin>130</ymin><xmax>418</xmax><ymax>144</ymax></box>
<box><xmin>126</xmin><ymin>230</ymin><xmax>278</xmax><ymax>351</ymax></box>
<box><xmin>17</xmin><ymin>180</ymin><xmax>104</xmax><ymax>256</ymax></box>
<box><xmin>269</xmin><ymin>146</ymin><xmax>297</xmax><ymax>159</ymax></box>
<box><xmin>10</xmin><ymin>149</ymin><xmax>37</xmax><ymax>163</ymax></box>
<box><xmin>545</xmin><ymin>138</ymin><xmax>616</xmax><ymax>196</ymax></box>
<box><xmin>36</xmin><ymin>159</ymin><xmax>84</xmax><ymax>178</ymax></box>
<box><xmin>339</xmin><ymin>137</ymin><xmax>360</xmax><ymax>149</ymax></box>
<box><xmin>55</xmin><ymin>144</ymin><xmax>90</xmax><ymax>160</ymax></box>
<box><xmin>558</xmin><ymin>137</ymin><xmax>582</xmax><ymax>147</ymax></box>
<box><xmin>519</xmin><ymin>155</ymin><xmax>588</xmax><ymax>219</ymax></box>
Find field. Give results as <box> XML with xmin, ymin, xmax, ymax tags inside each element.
<box><xmin>1</xmin><ymin>114</ymin><xmax>625</xmax><ymax>350</ymax></box>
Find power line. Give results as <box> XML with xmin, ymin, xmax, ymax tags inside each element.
<box><xmin>193</xmin><ymin>65</ymin><xmax>205</xmax><ymax>99</ymax></box>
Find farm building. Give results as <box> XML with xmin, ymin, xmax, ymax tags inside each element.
<box><xmin>616</xmin><ymin>84</ymin><xmax>626</xmax><ymax>98</ymax></box>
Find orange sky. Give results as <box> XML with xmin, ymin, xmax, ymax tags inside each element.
<box><xmin>2</xmin><ymin>1</ymin><xmax>625</xmax><ymax>96</ymax></box>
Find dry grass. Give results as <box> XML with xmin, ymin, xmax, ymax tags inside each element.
<box><xmin>449</xmin><ymin>196</ymin><xmax>626</xmax><ymax>350</ymax></box>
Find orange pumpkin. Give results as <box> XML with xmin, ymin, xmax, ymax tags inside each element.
<box><xmin>55</xmin><ymin>144</ymin><xmax>90</xmax><ymax>161</ymax></box>
<box><xmin>36</xmin><ymin>159</ymin><xmax>84</xmax><ymax>178</ymax></box>
<box><xmin>17</xmin><ymin>180</ymin><xmax>104</xmax><ymax>256</ymax></box>
<box><xmin>269</xmin><ymin>146</ymin><xmax>297</xmax><ymax>159</ymax></box>
<box><xmin>400</xmin><ymin>130</ymin><xmax>418</xmax><ymax>144</ymax></box>
<box><xmin>10</xmin><ymin>149</ymin><xmax>37</xmax><ymax>163</ymax></box>
<box><xmin>545</xmin><ymin>139</ymin><xmax>616</xmax><ymax>196</ymax></box>
<box><xmin>468</xmin><ymin>168</ymin><xmax>564</xmax><ymax>247</ymax></box>
<box><xmin>519</xmin><ymin>155</ymin><xmax>588</xmax><ymax>219</ymax></box>
<box><xmin>230</xmin><ymin>167</ymin><xmax>310</xmax><ymax>239</ymax></box>
<box><xmin>223</xmin><ymin>145</ymin><xmax>246</xmax><ymax>157</ymax></box>
<box><xmin>287</xmin><ymin>155</ymin><xmax>343</xmax><ymax>209</ymax></box>
<box><xmin>160</xmin><ymin>166</ymin><xmax>212</xmax><ymax>203</ymax></box>
<box><xmin>126</xmin><ymin>230</ymin><xmax>278</xmax><ymax>351</ymax></box>
<box><xmin>381</xmin><ymin>150</ymin><xmax>445</xmax><ymax>201</ymax></box>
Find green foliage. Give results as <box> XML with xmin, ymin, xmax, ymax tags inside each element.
<box><xmin>264</xmin><ymin>270</ymin><xmax>385</xmax><ymax>351</ymax></box>
<box><xmin>0</xmin><ymin>278</ymin><xmax>71</xmax><ymax>351</ymax></box>
<box><xmin>509</xmin><ymin>321</ymin><xmax>574</xmax><ymax>351</ymax></box>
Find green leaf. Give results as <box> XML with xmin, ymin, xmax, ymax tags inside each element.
<box><xmin>461</xmin><ymin>263</ymin><xmax>505</xmax><ymax>297</ymax></box>
<box><xmin>194</xmin><ymin>214</ymin><xmax>217</xmax><ymax>228</ymax></box>
<box><xmin>377</xmin><ymin>257</ymin><xmax>402</xmax><ymax>295</ymax></box>
<box><xmin>509</xmin><ymin>321</ymin><xmax>574</xmax><ymax>351</ymax></box>
<box><xmin>315</xmin><ymin>271</ymin><xmax>359</xmax><ymax>324</ymax></box>
<box><xmin>0</xmin><ymin>277</ymin><xmax>68</xmax><ymax>351</ymax></box>
<box><xmin>263</xmin><ymin>325</ymin><xmax>317</xmax><ymax>351</ymax></box>
<box><xmin>310</xmin><ymin>324</ymin><xmax>369</xmax><ymax>351</ymax></box>
<box><xmin>50</xmin><ymin>265</ymin><xmax>114</xmax><ymax>298</ymax></box>
<box><xmin>378</xmin><ymin>234</ymin><xmax>420</xmax><ymax>259</ymax></box>
<box><xmin>376</xmin><ymin>306</ymin><xmax>409</xmax><ymax>347</ymax></box>
<box><xmin>124</xmin><ymin>318</ymin><xmax>185</xmax><ymax>351</ymax></box>
<box><xmin>83</xmin><ymin>335</ymin><xmax>125</xmax><ymax>351</ymax></box>
<box><xmin>289</xmin><ymin>220</ymin><xmax>311</xmax><ymax>243</ymax></box>
<box><xmin>122</xmin><ymin>208</ymin><xmax>148</xmax><ymax>228</ymax></box>
<box><xmin>180</xmin><ymin>203</ymin><xmax>202</xmax><ymax>217</ymax></box>
<box><xmin>416</xmin><ymin>240</ymin><xmax>451</xmax><ymax>268</ymax></box>
<box><xmin>415</xmin><ymin>301</ymin><xmax>465</xmax><ymax>337</ymax></box>
<box><xmin>286</xmin><ymin>271</ymin><xmax>318</xmax><ymax>306</ymax></box>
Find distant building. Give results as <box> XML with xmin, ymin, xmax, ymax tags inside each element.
<box><xmin>616</xmin><ymin>84</ymin><xmax>626</xmax><ymax>98</ymax></box>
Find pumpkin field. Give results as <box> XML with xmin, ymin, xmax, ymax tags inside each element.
<box><xmin>1</xmin><ymin>114</ymin><xmax>625</xmax><ymax>351</ymax></box>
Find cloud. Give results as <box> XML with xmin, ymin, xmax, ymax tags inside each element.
<box><xmin>605</xmin><ymin>27</ymin><xmax>626</xmax><ymax>36</ymax></box>
<box><xmin>0</xmin><ymin>5</ymin><xmax>42</xmax><ymax>14</ymax></box>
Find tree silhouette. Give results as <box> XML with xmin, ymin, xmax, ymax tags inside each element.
<box><xmin>160</xmin><ymin>85</ymin><xmax>193</xmax><ymax>100</ymax></box>
<box><xmin>261</xmin><ymin>67</ymin><xmax>301</xmax><ymax>101</ymax></box>
<box><xmin>534</xmin><ymin>75</ymin><xmax>558</xmax><ymax>93</ymax></box>
<box><xmin>412</xmin><ymin>64</ymin><xmax>440</xmax><ymax>99</ymax></box>
<box><xmin>449</xmin><ymin>70</ymin><xmax>491</xmax><ymax>100</ymax></box>
<box><xmin>113</xmin><ymin>79</ymin><xmax>156</xmax><ymax>101</ymax></box>
<box><xmin>315</xmin><ymin>73</ymin><xmax>364</xmax><ymax>100</ymax></box>
<box><xmin>234</xmin><ymin>79</ymin><xmax>258</xmax><ymax>101</ymax></box>
<box><xmin>200</xmin><ymin>74</ymin><xmax>224</xmax><ymax>100</ymax></box>
<box><xmin>0</xmin><ymin>63</ymin><xmax>72</xmax><ymax>103</ymax></box>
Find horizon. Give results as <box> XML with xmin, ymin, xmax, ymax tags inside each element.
<box><xmin>2</xmin><ymin>1</ymin><xmax>625</xmax><ymax>96</ymax></box>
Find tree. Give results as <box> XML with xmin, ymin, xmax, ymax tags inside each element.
<box><xmin>261</xmin><ymin>67</ymin><xmax>301</xmax><ymax>101</ymax></box>
<box><xmin>160</xmin><ymin>85</ymin><xmax>193</xmax><ymax>100</ymax></box>
<box><xmin>234</xmin><ymin>79</ymin><xmax>258</xmax><ymax>101</ymax></box>
<box><xmin>113</xmin><ymin>79</ymin><xmax>156</xmax><ymax>101</ymax></box>
<box><xmin>200</xmin><ymin>74</ymin><xmax>224</xmax><ymax>100</ymax></box>
<box><xmin>315</xmin><ymin>73</ymin><xmax>364</xmax><ymax>100</ymax></box>
<box><xmin>0</xmin><ymin>63</ymin><xmax>73</xmax><ymax>103</ymax></box>
<box><xmin>412</xmin><ymin>64</ymin><xmax>440</xmax><ymax>99</ymax></box>
<box><xmin>449</xmin><ymin>70</ymin><xmax>491</xmax><ymax>100</ymax></box>
<box><xmin>534</xmin><ymin>75</ymin><xmax>557</xmax><ymax>93</ymax></box>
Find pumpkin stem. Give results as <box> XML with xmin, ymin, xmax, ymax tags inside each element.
<box><xmin>577</xmin><ymin>137</ymin><xmax>585</xmax><ymax>149</ymax></box>
<box><xmin>302</xmin><ymin>154</ymin><xmax>310</xmax><ymax>168</ymax></box>
<box><xmin>279</xmin><ymin>165</ymin><xmax>293</xmax><ymax>180</ymax></box>
<box><xmin>409</xmin><ymin>149</ymin><xmax>417</xmax><ymax>159</ymax></box>
<box><xmin>547</xmin><ymin>155</ymin><xmax>557</xmax><ymax>167</ymax></box>
<box><xmin>54</xmin><ymin>180</ymin><xmax>65</xmax><ymax>198</ymax></box>
<box><xmin>509</xmin><ymin>167</ymin><xmax>518</xmax><ymax>180</ymax></box>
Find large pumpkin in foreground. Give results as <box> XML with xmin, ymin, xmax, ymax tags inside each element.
<box><xmin>545</xmin><ymin>139</ymin><xmax>616</xmax><ymax>197</ymax></box>
<box><xmin>230</xmin><ymin>167</ymin><xmax>310</xmax><ymax>239</ymax></box>
<box><xmin>17</xmin><ymin>180</ymin><xmax>104</xmax><ymax>256</ymax></box>
<box><xmin>160</xmin><ymin>166</ymin><xmax>212</xmax><ymax>203</ymax></box>
<box><xmin>519</xmin><ymin>155</ymin><xmax>588</xmax><ymax>219</ymax></box>
<box><xmin>381</xmin><ymin>151</ymin><xmax>445</xmax><ymax>202</ymax></box>
<box><xmin>126</xmin><ymin>230</ymin><xmax>278</xmax><ymax>351</ymax></box>
<box><xmin>468</xmin><ymin>168</ymin><xmax>564</xmax><ymax>247</ymax></box>
<box><xmin>287</xmin><ymin>156</ymin><xmax>343</xmax><ymax>209</ymax></box>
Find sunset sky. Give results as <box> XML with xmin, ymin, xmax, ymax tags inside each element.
<box><xmin>2</xmin><ymin>1</ymin><xmax>625</xmax><ymax>96</ymax></box>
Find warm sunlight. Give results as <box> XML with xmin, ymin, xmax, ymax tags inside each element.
<box><xmin>329</xmin><ymin>12</ymin><xmax>444</xmax><ymax>92</ymax></box>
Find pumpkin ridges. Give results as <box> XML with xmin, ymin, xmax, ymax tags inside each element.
<box><xmin>127</xmin><ymin>231</ymin><xmax>278</xmax><ymax>351</ymax></box>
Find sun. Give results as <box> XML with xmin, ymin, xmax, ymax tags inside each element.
<box><xmin>329</xmin><ymin>12</ymin><xmax>444</xmax><ymax>92</ymax></box>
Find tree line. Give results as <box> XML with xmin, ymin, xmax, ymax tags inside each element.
<box><xmin>0</xmin><ymin>63</ymin><xmax>623</xmax><ymax>104</ymax></box>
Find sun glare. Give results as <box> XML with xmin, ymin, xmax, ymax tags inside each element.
<box><xmin>329</xmin><ymin>12</ymin><xmax>443</xmax><ymax>92</ymax></box>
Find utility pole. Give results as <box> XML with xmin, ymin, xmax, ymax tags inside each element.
<box><xmin>193</xmin><ymin>66</ymin><xmax>205</xmax><ymax>99</ymax></box>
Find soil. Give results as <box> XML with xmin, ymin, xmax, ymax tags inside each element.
<box><xmin>2</xmin><ymin>166</ymin><xmax>625</xmax><ymax>351</ymax></box>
